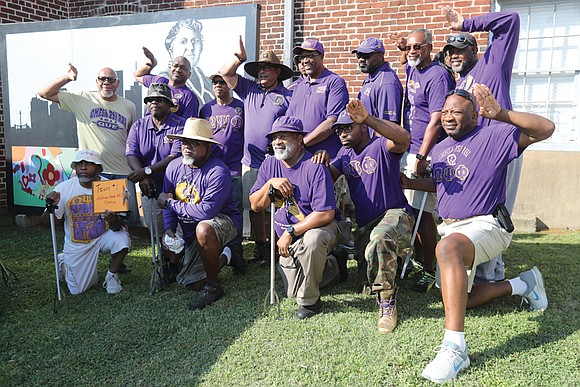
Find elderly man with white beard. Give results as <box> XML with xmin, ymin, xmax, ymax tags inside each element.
<box><xmin>249</xmin><ymin>116</ymin><xmax>349</xmax><ymax>319</ymax></box>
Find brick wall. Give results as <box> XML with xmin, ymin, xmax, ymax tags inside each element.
<box><xmin>0</xmin><ymin>0</ymin><xmax>490</xmax><ymax>213</ymax></box>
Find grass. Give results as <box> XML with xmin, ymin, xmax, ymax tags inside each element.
<box><xmin>0</xmin><ymin>214</ymin><xmax>579</xmax><ymax>386</ymax></box>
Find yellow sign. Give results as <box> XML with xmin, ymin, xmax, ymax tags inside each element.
<box><xmin>92</xmin><ymin>179</ymin><xmax>129</xmax><ymax>213</ymax></box>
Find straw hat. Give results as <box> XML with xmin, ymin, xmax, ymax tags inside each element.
<box><xmin>167</xmin><ymin>118</ymin><xmax>222</xmax><ymax>145</ymax></box>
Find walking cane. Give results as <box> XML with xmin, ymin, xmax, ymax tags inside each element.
<box><xmin>147</xmin><ymin>190</ymin><xmax>164</xmax><ymax>294</ymax></box>
<box><xmin>46</xmin><ymin>198</ymin><xmax>62</xmax><ymax>304</ymax></box>
<box><xmin>267</xmin><ymin>185</ymin><xmax>280</xmax><ymax>317</ymax></box>
<box><xmin>400</xmin><ymin>190</ymin><xmax>428</xmax><ymax>280</ymax></box>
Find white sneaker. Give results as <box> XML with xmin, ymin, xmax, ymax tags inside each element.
<box><xmin>519</xmin><ymin>266</ymin><xmax>548</xmax><ymax>311</ymax></box>
<box><xmin>103</xmin><ymin>271</ymin><xmax>122</xmax><ymax>294</ymax></box>
<box><xmin>421</xmin><ymin>341</ymin><xmax>470</xmax><ymax>384</ymax></box>
<box><xmin>57</xmin><ymin>253</ymin><xmax>65</xmax><ymax>282</ymax></box>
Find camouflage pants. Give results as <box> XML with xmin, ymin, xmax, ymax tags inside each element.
<box><xmin>354</xmin><ymin>208</ymin><xmax>414</xmax><ymax>291</ymax></box>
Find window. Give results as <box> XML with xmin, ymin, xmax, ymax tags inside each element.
<box><xmin>498</xmin><ymin>0</ymin><xmax>580</xmax><ymax>151</ymax></box>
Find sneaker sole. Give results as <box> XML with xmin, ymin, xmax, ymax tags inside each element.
<box><xmin>529</xmin><ymin>266</ymin><xmax>548</xmax><ymax>311</ymax></box>
<box><xmin>421</xmin><ymin>357</ymin><xmax>470</xmax><ymax>383</ymax></box>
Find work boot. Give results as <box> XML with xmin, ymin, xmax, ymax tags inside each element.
<box><xmin>333</xmin><ymin>246</ymin><xmax>349</xmax><ymax>282</ymax></box>
<box><xmin>188</xmin><ymin>282</ymin><xmax>224</xmax><ymax>310</ymax></box>
<box><xmin>376</xmin><ymin>289</ymin><xmax>397</xmax><ymax>334</ymax></box>
<box><xmin>229</xmin><ymin>244</ymin><xmax>248</xmax><ymax>276</ymax></box>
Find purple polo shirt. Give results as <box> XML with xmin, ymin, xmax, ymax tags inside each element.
<box><xmin>142</xmin><ymin>75</ymin><xmax>199</xmax><ymax>118</ymax></box>
<box><xmin>162</xmin><ymin>154</ymin><xmax>242</xmax><ymax>246</ymax></box>
<box><xmin>357</xmin><ymin>62</ymin><xmax>403</xmax><ymax>124</ymax></box>
<box><xmin>234</xmin><ymin>76</ymin><xmax>292</xmax><ymax>168</ymax></box>
<box><xmin>286</xmin><ymin>68</ymin><xmax>349</xmax><ymax>157</ymax></box>
<box><xmin>431</xmin><ymin>123</ymin><xmax>521</xmax><ymax>219</ymax></box>
<box><xmin>126</xmin><ymin>113</ymin><xmax>185</xmax><ymax>190</ymax></box>
<box><xmin>199</xmin><ymin>98</ymin><xmax>245</xmax><ymax>176</ymax></box>
<box><xmin>251</xmin><ymin>151</ymin><xmax>340</xmax><ymax>237</ymax></box>
<box><xmin>331</xmin><ymin>136</ymin><xmax>411</xmax><ymax>225</ymax></box>
<box><xmin>456</xmin><ymin>12</ymin><xmax>520</xmax><ymax>127</ymax></box>
<box><xmin>403</xmin><ymin>62</ymin><xmax>456</xmax><ymax>155</ymax></box>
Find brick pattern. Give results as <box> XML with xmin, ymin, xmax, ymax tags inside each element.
<box><xmin>0</xmin><ymin>0</ymin><xmax>490</xmax><ymax>212</ymax></box>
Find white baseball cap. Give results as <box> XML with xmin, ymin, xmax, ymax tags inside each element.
<box><xmin>70</xmin><ymin>149</ymin><xmax>103</xmax><ymax>168</ymax></box>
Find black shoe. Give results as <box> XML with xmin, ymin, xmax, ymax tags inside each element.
<box><xmin>162</xmin><ymin>262</ymin><xmax>178</xmax><ymax>285</ymax></box>
<box><xmin>188</xmin><ymin>282</ymin><xmax>224</xmax><ymax>310</ymax></box>
<box><xmin>248</xmin><ymin>241</ymin><xmax>268</xmax><ymax>264</ymax></box>
<box><xmin>117</xmin><ymin>263</ymin><xmax>131</xmax><ymax>274</ymax></box>
<box><xmin>333</xmin><ymin>246</ymin><xmax>349</xmax><ymax>282</ymax></box>
<box><xmin>229</xmin><ymin>245</ymin><xmax>248</xmax><ymax>276</ymax></box>
<box><xmin>297</xmin><ymin>298</ymin><xmax>322</xmax><ymax>319</ymax></box>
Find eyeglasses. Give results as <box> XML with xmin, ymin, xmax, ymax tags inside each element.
<box><xmin>355</xmin><ymin>52</ymin><xmax>375</xmax><ymax>60</ymax></box>
<box><xmin>97</xmin><ymin>76</ymin><xmax>117</xmax><ymax>83</ymax></box>
<box><xmin>182</xmin><ymin>139</ymin><xmax>206</xmax><ymax>147</ymax></box>
<box><xmin>334</xmin><ymin>125</ymin><xmax>354</xmax><ymax>136</ymax></box>
<box><xmin>298</xmin><ymin>53</ymin><xmax>321</xmax><ymax>62</ymax></box>
<box><xmin>212</xmin><ymin>79</ymin><xmax>227</xmax><ymax>85</ymax></box>
<box><xmin>446</xmin><ymin>35</ymin><xmax>475</xmax><ymax>46</ymax></box>
<box><xmin>146</xmin><ymin>97</ymin><xmax>168</xmax><ymax>104</ymax></box>
<box><xmin>404</xmin><ymin>43</ymin><xmax>429</xmax><ymax>51</ymax></box>
<box><xmin>258</xmin><ymin>64</ymin><xmax>273</xmax><ymax>72</ymax></box>
<box><xmin>446</xmin><ymin>89</ymin><xmax>477</xmax><ymax>110</ymax></box>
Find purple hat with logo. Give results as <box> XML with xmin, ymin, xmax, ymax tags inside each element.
<box><xmin>266</xmin><ymin>116</ymin><xmax>307</xmax><ymax>139</ymax></box>
<box><xmin>351</xmin><ymin>37</ymin><xmax>385</xmax><ymax>54</ymax></box>
<box><xmin>331</xmin><ymin>110</ymin><xmax>354</xmax><ymax>130</ymax></box>
<box><xmin>293</xmin><ymin>38</ymin><xmax>325</xmax><ymax>55</ymax></box>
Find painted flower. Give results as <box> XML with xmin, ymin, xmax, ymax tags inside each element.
<box><xmin>42</xmin><ymin>163</ymin><xmax>61</xmax><ymax>186</ymax></box>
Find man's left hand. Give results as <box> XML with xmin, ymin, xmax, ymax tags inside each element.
<box><xmin>414</xmin><ymin>158</ymin><xmax>430</xmax><ymax>177</ymax></box>
<box><xmin>277</xmin><ymin>231</ymin><xmax>293</xmax><ymax>257</ymax></box>
<box><xmin>157</xmin><ymin>192</ymin><xmax>173</xmax><ymax>209</ymax></box>
<box><xmin>311</xmin><ymin>150</ymin><xmax>330</xmax><ymax>166</ymax></box>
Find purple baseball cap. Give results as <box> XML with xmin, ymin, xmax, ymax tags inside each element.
<box><xmin>266</xmin><ymin>116</ymin><xmax>307</xmax><ymax>139</ymax></box>
<box><xmin>331</xmin><ymin>110</ymin><xmax>354</xmax><ymax>130</ymax></box>
<box><xmin>352</xmin><ymin>37</ymin><xmax>385</xmax><ymax>54</ymax></box>
<box><xmin>293</xmin><ymin>38</ymin><xmax>325</xmax><ymax>55</ymax></box>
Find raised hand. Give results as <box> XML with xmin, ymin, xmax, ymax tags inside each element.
<box><xmin>67</xmin><ymin>63</ymin><xmax>78</xmax><ymax>81</ymax></box>
<box><xmin>346</xmin><ymin>99</ymin><xmax>369</xmax><ymax>124</ymax></box>
<box><xmin>142</xmin><ymin>46</ymin><xmax>158</xmax><ymax>68</ymax></box>
<box><xmin>440</xmin><ymin>5</ymin><xmax>463</xmax><ymax>31</ymax></box>
<box><xmin>473</xmin><ymin>83</ymin><xmax>502</xmax><ymax>119</ymax></box>
<box><xmin>235</xmin><ymin>35</ymin><xmax>247</xmax><ymax>63</ymax></box>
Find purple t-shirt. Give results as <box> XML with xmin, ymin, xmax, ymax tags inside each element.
<box><xmin>331</xmin><ymin>136</ymin><xmax>411</xmax><ymax>225</ymax></box>
<box><xmin>199</xmin><ymin>98</ymin><xmax>245</xmax><ymax>176</ymax></box>
<box><xmin>250</xmin><ymin>151</ymin><xmax>339</xmax><ymax>237</ymax></box>
<box><xmin>125</xmin><ymin>113</ymin><xmax>185</xmax><ymax>189</ymax></box>
<box><xmin>431</xmin><ymin>123</ymin><xmax>521</xmax><ymax>219</ymax></box>
<box><xmin>162</xmin><ymin>155</ymin><xmax>242</xmax><ymax>245</ymax></box>
<box><xmin>403</xmin><ymin>62</ymin><xmax>456</xmax><ymax>155</ymax></box>
<box><xmin>357</xmin><ymin>62</ymin><xmax>403</xmax><ymax>124</ymax></box>
<box><xmin>142</xmin><ymin>75</ymin><xmax>199</xmax><ymax>119</ymax></box>
<box><xmin>234</xmin><ymin>76</ymin><xmax>292</xmax><ymax>168</ymax></box>
<box><xmin>456</xmin><ymin>12</ymin><xmax>520</xmax><ymax>127</ymax></box>
<box><xmin>286</xmin><ymin>68</ymin><xmax>349</xmax><ymax>157</ymax></box>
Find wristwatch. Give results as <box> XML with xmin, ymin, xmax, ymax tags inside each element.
<box><xmin>416</xmin><ymin>153</ymin><xmax>426</xmax><ymax>161</ymax></box>
<box><xmin>144</xmin><ymin>166</ymin><xmax>152</xmax><ymax>175</ymax></box>
<box><xmin>286</xmin><ymin>225</ymin><xmax>296</xmax><ymax>237</ymax></box>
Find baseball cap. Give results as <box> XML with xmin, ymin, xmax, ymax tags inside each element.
<box><xmin>293</xmin><ymin>38</ymin><xmax>325</xmax><ymax>55</ymax></box>
<box><xmin>352</xmin><ymin>37</ymin><xmax>385</xmax><ymax>54</ymax></box>
<box><xmin>144</xmin><ymin>83</ymin><xmax>175</xmax><ymax>106</ymax></box>
<box><xmin>331</xmin><ymin>110</ymin><xmax>354</xmax><ymax>130</ymax></box>
<box><xmin>266</xmin><ymin>116</ymin><xmax>307</xmax><ymax>139</ymax></box>
<box><xmin>443</xmin><ymin>33</ymin><xmax>477</xmax><ymax>52</ymax></box>
<box><xmin>71</xmin><ymin>149</ymin><xmax>103</xmax><ymax>168</ymax></box>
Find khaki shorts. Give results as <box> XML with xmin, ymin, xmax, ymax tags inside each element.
<box><xmin>436</xmin><ymin>215</ymin><xmax>512</xmax><ymax>292</ymax></box>
<box><xmin>400</xmin><ymin>152</ymin><xmax>437</xmax><ymax>213</ymax></box>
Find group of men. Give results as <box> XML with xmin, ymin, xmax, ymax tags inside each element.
<box><xmin>38</xmin><ymin>6</ymin><xmax>554</xmax><ymax>383</ymax></box>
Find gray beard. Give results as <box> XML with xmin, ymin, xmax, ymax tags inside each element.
<box><xmin>274</xmin><ymin>142</ymin><xmax>297</xmax><ymax>161</ymax></box>
<box><xmin>99</xmin><ymin>89</ymin><xmax>114</xmax><ymax>99</ymax></box>
<box><xmin>182</xmin><ymin>155</ymin><xmax>194</xmax><ymax>165</ymax></box>
<box><xmin>407</xmin><ymin>58</ymin><xmax>421</xmax><ymax>67</ymax></box>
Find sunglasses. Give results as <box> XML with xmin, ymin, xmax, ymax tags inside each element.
<box><xmin>212</xmin><ymin>79</ymin><xmax>227</xmax><ymax>85</ymax></box>
<box><xmin>298</xmin><ymin>53</ymin><xmax>321</xmax><ymax>62</ymax></box>
<box><xmin>446</xmin><ymin>35</ymin><xmax>475</xmax><ymax>46</ymax></box>
<box><xmin>97</xmin><ymin>76</ymin><xmax>117</xmax><ymax>83</ymax></box>
<box><xmin>258</xmin><ymin>64</ymin><xmax>273</xmax><ymax>72</ymax></box>
<box><xmin>182</xmin><ymin>139</ymin><xmax>206</xmax><ymax>147</ymax></box>
<box><xmin>446</xmin><ymin>89</ymin><xmax>477</xmax><ymax>110</ymax></box>
<box><xmin>334</xmin><ymin>125</ymin><xmax>354</xmax><ymax>136</ymax></box>
<box><xmin>355</xmin><ymin>52</ymin><xmax>375</xmax><ymax>60</ymax></box>
<box><xmin>146</xmin><ymin>97</ymin><xmax>169</xmax><ymax>104</ymax></box>
<box><xmin>404</xmin><ymin>43</ymin><xmax>429</xmax><ymax>51</ymax></box>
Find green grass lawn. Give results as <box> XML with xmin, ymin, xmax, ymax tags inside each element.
<box><xmin>0</xmin><ymin>214</ymin><xmax>578</xmax><ymax>386</ymax></box>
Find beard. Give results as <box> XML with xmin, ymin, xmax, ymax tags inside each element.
<box><xmin>99</xmin><ymin>89</ymin><xmax>114</xmax><ymax>98</ymax></box>
<box><xmin>274</xmin><ymin>141</ymin><xmax>297</xmax><ymax>161</ymax></box>
<box><xmin>407</xmin><ymin>58</ymin><xmax>421</xmax><ymax>67</ymax></box>
<box><xmin>182</xmin><ymin>155</ymin><xmax>194</xmax><ymax>165</ymax></box>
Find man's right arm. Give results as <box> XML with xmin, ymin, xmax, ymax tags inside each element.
<box><xmin>220</xmin><ymin>35</ymin><xmax>247</xmax><ymax>90</ymax></box>
<box><xmin>38</xmin><ymin>63</ymin><xmax>78</xmax><ymax>103</ymax></box>
<box><xmin>134</xmin><ymin>46</ymin><xmax>158</xmax><ymax>84</ymax></box>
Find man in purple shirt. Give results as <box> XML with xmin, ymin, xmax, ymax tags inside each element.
<box><xmin>200</xmin><ymin>72</ymin><xmax>246</xmax><ymax>274</ymax></box>
<box><xmin>286</xmin><ymin>38</ymin><xmax>349</xmax><ymax>158</ymax></box>
<box><xmin>134</xmin><ymin>46</ymin><xmax>199</xmax><ymax>119</ymax></box>
<box><xmin>403</xmin><ymin>85</ymin><xmax>553</xmax><ymax>383</ymax></box>
<box><xmin>220</xmin><ymin>36</ymin><xmax>293</xmax><ymax>266</ymax></box>
<box><xmin>352</xmin><ymin>37</ymin><xmax>403</xmax><ymax>124</ymax></box>
<box><xmin>157</xmin><ymin>118</ymin><xmax>243</xmax><ymax>310</ymax></box>
<box><xmin>327</xmin><ymin>100</ymin><xmax>413</xmax><ymax>334</ymax></box>
<box><xmin>442</xmin><ymin>7</ymin><xmax>521</xmax><ymax>283</ymax></box>
<box><xmin>249</xmin><ymin>116</ymin><xmax>349</xmax><ymax>319</ymax></box>
<box><xmin>399</xmin><ymin>28</ymin><xmax>456</xmax><ymax>293</ymax></box>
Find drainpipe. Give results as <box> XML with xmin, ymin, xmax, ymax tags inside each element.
<box><xmin>283</xmin><ymin>0</ymin><xmax>295</xmax><ymax>82</ymax></box>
